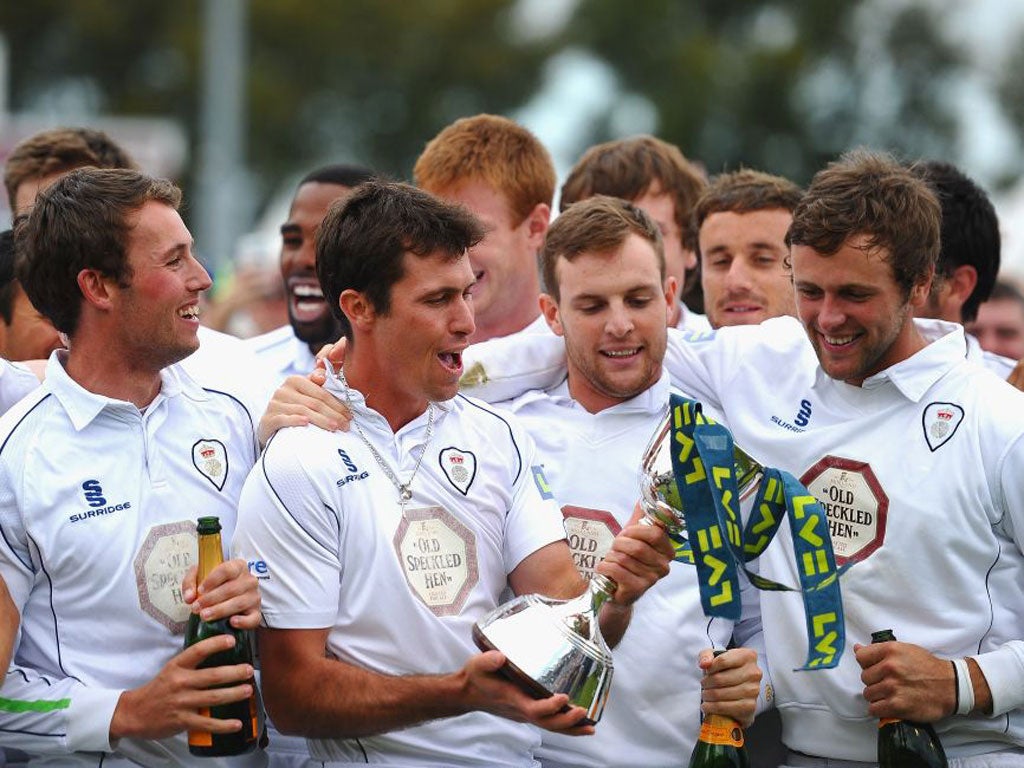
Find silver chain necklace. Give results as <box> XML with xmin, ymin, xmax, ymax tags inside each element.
<box><xmin>336</xmin><ymin>368</ymin><xmax>436</xmax><ymax>506</ymax></box>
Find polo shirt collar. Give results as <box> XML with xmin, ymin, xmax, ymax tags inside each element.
<box><xmin>540</xmin><ymin>368</ymin><xmax>672</xmax><ymax>416</ymax></box>
<box><xmin>852</xmin><ymin>318</ymin><xmax>964</xmax><ymax>402</ymax></box>
<box><xmin>321</xmin><ymin>364</ymin><xmax>453</xmax><ymax>437</ymax></box>
<box><xmin>46</xmin><ymin>351</ymin><xmax>207</xmax><ymax>430</ymax></box>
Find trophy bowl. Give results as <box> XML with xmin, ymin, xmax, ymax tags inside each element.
<box><xmin>472</xmin><ymin>575</ymin><xmax>615</xmax><ymax>725</ymax></box>
<box><xmin>638</xmin><ymin>411</ymin><xmax>765</xmax><ymax>536</ymax></box>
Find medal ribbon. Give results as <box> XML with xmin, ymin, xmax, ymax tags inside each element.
<box><xmin>667</xmin><ymin>393</ymin><xmax>846</xmax><ymax>670</ymax></box>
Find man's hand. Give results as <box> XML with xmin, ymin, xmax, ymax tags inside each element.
<box><xmin>457</xmin><ymin>650</ymin><xmax>594</xmax><ymax>736</ymax></box>
<box><xmin>1007</xmin><ymin>359</ymin><xmax>1024</xmax><ymax>392</ymax></box>
<box><xmin>109</xmin><ymin>635</ymin><xmax>254</xmax><ymax>741</ymax></box>
<box><xmin>596</xmin><ymin>518</ymin><xmax>674</xmax><ymax>607</ymax></box>
<box><xmin>182</xmin><ymin>558</ymin><xmax>260</xmax><ymax>630</ymax></box>
<box><xmin>697</xmin><ymin>647</ymin><xmax>761</xmax><ymax>727</ymax></box>
<box><xmin>854</xmin><ymin>639</ymin><xmax>957</xmax><ymax>722</ymax></box>
<box><xmin>258</xmin><ymin>374</ymin><xmax>351</xmax><ymax>445</ymax></box>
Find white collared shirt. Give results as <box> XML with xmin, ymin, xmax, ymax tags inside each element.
<box><xmin>964</xmin><ymin>329</ymin><xmax>1017</xmax><ymax>379</ymax></box>
<box><xmin>675</xmin><ymin>302</ymin><xmax>712</xmax><ymax>334</ymax></box>
<box><xmin>246</xmin><ymin>324</ymin><xmax>317</xmax><ymax>387</ymax></box>
<box><xmin>0</xmin><ymin>351</ymin><xmax>261</xmax><ymax>767</ymax></box>
<box><xmin>459</xmin><ymin>317</ymin><xmax>1024</xmax><ymax>761</ymax></box>
<box><xmin>232</xmin><ymin>376</ymin><xmax>565</xmax><ymax>767</ymax></box>
<box><xmin>183</xmin><ymin>325</ymin><xmax>277</xmax><ymax>415</ymax></box>
<box><xmin>0</xmin><ymin>358</ymin><xmax>40</xmax><ymax>416</ymax></box>
<box><xmin>505</xmin><ymin>373</ymin><xmax>762</xmax><ymax>768</ymax></box>
<box><xmin>664</xmin><ymin>316</ymin><xmax>1024</xmax><ymax>761</ymax></box>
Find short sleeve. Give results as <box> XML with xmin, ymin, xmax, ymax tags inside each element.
<box><xmin>232</xmin><ymin>429</ymin><xmax>343</xmax><ymax>629</ymax></box>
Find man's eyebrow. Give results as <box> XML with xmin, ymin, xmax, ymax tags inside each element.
<box><xmin>167</xmin><ymin>241</ymin><xmax>193</xmax><ymax>256</ymax></box>
<box><xmin>280</xmin><ymin>222</ymin><xmax>301</xmax><ymax>235</ymax></box>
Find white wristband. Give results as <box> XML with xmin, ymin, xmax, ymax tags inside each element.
<box><xmin>952</xmin><ymin>657</ymin><xmax>975</xmax><ymax>716</ymax></box>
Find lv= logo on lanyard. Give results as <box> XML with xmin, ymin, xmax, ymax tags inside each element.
<box><xmin>668</xmin><ymin>393</ymin><xmax>849</xmax><ymax>670</ymax></box>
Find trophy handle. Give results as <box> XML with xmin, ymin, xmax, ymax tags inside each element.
<box><xmin>638</xmin><ymin>416</ymin><xmax>764</xmax><ymax>538</ymax></box>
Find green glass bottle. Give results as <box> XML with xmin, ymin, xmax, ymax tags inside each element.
<box><xmin>688</xmin><ymin>650</ymin><xmax>750</xmax><ymax>768</ymax></box>
<box><xmin>185</xmin><ymin>516</ymin><xmax>261</xmax><ymax>757</ymax></box>
<box><xmin>872</xmin><ymin>629</ymin><xmax>949</xmax><ymax>768</ymax></box>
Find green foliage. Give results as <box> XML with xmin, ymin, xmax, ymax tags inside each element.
<box><xmin>1</xmin><ymin>0</ymin><xmax>1019</xmax><ymax>219</ymax></box>
<box><xmin>0</xmin><ymin>0</ymin><xmax>553</xmax><ymax>213</ymax></box>
<box><xmin>556</xmin><ymin>0</ymin><xmax>977</xmax><ymax>184</ymax></box>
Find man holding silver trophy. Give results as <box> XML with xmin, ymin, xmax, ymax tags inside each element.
<box><xmin>257</xmin><ymin>186</ymin><xmax>830</xmax><ymax>766</ymax></box>
<box><xmin>233</xmin><ymin>180</ymin><xmax>677</xmax><ymax>767</ymax></box>
<box><xmin>463</xmin><ymin>149</ymin><xmax>1024</xmax><ymax>767</ymax></box>
<box><xmin>492</xmin><ymin>194</ymin><xmax>766</xmax><ymax>768</ymax></box>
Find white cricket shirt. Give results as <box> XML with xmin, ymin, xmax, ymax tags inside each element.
<box><xmin>664</xmin><ymin>316</ymin><xmax>1024</xmax><ymax>762</ymax></box>
<box><xmin>0</xmin><ymin>353</ymin><xmax>262</xmax><ymax>767</ymax></box>
<box><xmin>232</xmin><ymin>380</ymin><xmax>566</xmax><ymax>767</ymax></box>
<box><xmin>185</xmin><ymin>326</ymin><xmax>277</xmax><ymax>415</ymax></box>
<box><xmin>0</xmin><ymin>359</ymin><xmax>40</xmax><ymax>417</ymax></box>
<box><xmin>964</xmin><ymin>330</ymin><xmax>1017</xmax><ymax>380</ymax></box>
<box><xmin>246</xmin><ymin>324</ymin><xmax>317</xmax><ymax>387</ymax></box>
<box><xmin>505</xmin><ymin>372</ymin><xmax>763</xmax><ymax>768</ymax></box>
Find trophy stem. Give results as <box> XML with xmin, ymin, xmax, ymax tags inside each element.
<box><xmin>589</xmin><ymin>573</ymin><xmax>616</xmax><ymax>607</ymax></box>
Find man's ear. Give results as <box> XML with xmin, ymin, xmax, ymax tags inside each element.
<box><xmin>663</xmin><ymin>275</ymin><xmax>679</xmax><ymax>322</ymax></box>
<box><xmin>945</xmin><ymin>264</ymin><xmax>978</xmax><ymax>309</ymax></box>
<box><xmin>538</xmin><ymin>293</ymin><xmax>564</xmax><ymax>337</ymax></box>
<box><xmin>76</xmin><ymin>269</ymin><xmax>115</xmax><ymax>311</ymax></box>
<box><xmin>339</xmin><ymin>289</ymin><xmax>375</xmax><ymax>332</ymax></box>
<box><xmin>523</xmin><ymin>202</ymin><xmax>550</xmax><ymax>251</ymax></box>
<box><xmin>909</xmin><ymin>274</ymin><xmax>933</xmax><ymax>311</ymax></box>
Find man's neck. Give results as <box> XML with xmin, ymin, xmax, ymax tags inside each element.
<box><xmin>64</xmin><ymin>347</ymin><xmax>163</xmax><ymax>409</ymax></box>
<box><xmin>471</xmin><ymin>307</ymin><xmax>540</xmax><ymax>345</ymax></box>
<box><xmin>343</xmin><ymin>354</ymin><xmax>428</xmax><ymax>433</ymax></box>
<box><xmin>566</xmin><ymin>371</ymin><xmax>652</xmax><ymax>415</ymax></box>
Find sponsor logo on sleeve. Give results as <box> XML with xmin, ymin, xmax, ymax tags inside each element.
<box><xmin>247</xmin><ymin>559</ymin><xmax>270</xmax><ymax>580</ymax></box>
<box><xmin>531</xmin><ymin>464</ymin><xmax>554</xmax><ymax>500</ymax></box>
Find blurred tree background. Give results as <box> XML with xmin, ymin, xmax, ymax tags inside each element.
<box><xmin>1</xmin><ymin>0</ymin><xmax>1021</xmax><ymax>246</ymax></box>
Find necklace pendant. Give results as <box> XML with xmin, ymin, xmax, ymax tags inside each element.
<box><xmin>399</xmin><ymin>486</ymin><xmax>412</xmax><ymax>502</ymax></box>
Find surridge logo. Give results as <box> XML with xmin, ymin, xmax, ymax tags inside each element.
<box><xmin>770</xmin><ymin>398</ymin><xmax>812</xmax><ymax>433</ymax></box>
<box><xmin>71</xmin><ymin>479</ymin><xmax>130</xmax><ymax>523</ymax></box>
<box><xmin>794</xmin><ymin>399</ymin><xmax>813</xmax><ymax>427</ymax></box>
<box><xmin>338</xmin><ymin>449</ymin><xmax>358</xmax><ymax>473</ymax></box>
<box><xmin>82</xmin><ymin>479</ymin><xmax>106</xmax><ymax>507</ymax></box>
<box><xmin>336</xmin><ymin>449</ymin><xmax>369</xmax><ymax>487</ymax></box>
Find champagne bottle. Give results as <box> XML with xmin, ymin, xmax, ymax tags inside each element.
<box><xmin>688</xmin><ymin>650</ymin><xmax>750</xmax><ymax>768</ymax></box>
<box><xmin>185</xmin><ymin>516</ymin><xmax>261</xmax><ymax>757</ymax></box>
<box><xmin>872</xmin><ymin>629</ymin><xmax>949</xmax><ymax>768</ymax></box>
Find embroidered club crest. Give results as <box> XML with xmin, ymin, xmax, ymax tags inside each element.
<box><xmin>192</xmin><ymin>439</ymin><xmax>228</xmax><ymax>491</ymax></box>
<box><xmin>439</xmin><ymin>447</ymin><xmax>476</xmax><ymax>495</ymax></box>
<box><xmin>922</xmin><ymin>402</ymin><xmax>964</xmax><ymax>452</ymax></box>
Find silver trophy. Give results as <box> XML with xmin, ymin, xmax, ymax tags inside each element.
<box><xmin>638</xmin><ymin>412</ymin><xmax>764</xmax><ymax>535</ymax></box>
<box><xmin>472</xmin><ymin>407</ymin><xmax>765</xmax><ymax>724</ymax></box>
<box><xmin>472</xmin><ymin>574</ymin><xmax>616</xmax><ymax>725</ymax></box>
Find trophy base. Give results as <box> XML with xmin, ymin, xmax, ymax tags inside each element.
<box><xmin>472</xmin><ymin>624</ymin><xmax>596</xmax><ymax>726</ymax></box>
